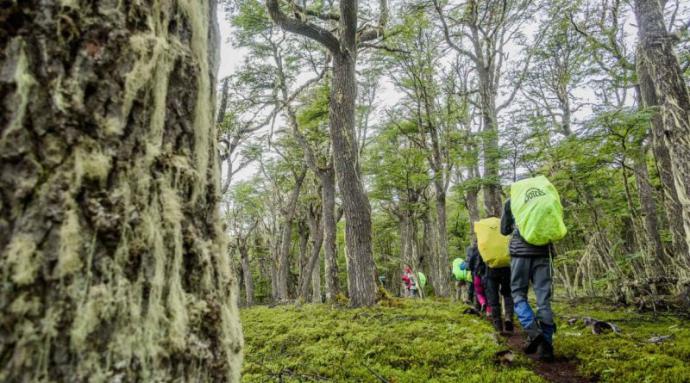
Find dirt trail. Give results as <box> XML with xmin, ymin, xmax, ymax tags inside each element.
<box><xmin>504</xmin><ymin>331</ymin><xmax>596</xmax><ymax>383</ymax></box>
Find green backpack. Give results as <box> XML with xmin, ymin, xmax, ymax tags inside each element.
<box><xmin>416</xmin><ymin>272</ymin><xmax>427</xmax><ymax>288</ymax></box>
<box><xmin>452</xmin><ymin>258</ymin><xmax>471</xmax><ymax>282</ymax></box>
<box><xmin>510</xmin><ymin>176</ymin><xmax>567</xmax><ymax>246</ymax></box>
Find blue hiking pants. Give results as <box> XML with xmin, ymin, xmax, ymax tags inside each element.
<box><xmin>511</xmin><ymin>256</ymin><xmax>554</xmax><ymax>343</ymax></box>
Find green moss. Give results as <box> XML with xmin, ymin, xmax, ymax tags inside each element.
<box><xmin>75</xmin><ymin>146</ymin><xmax>112</xmax><ymax>185</ymax></box>
<box><xmin>57</xmin><ymin>206</ymin><xmax>82</xmax><ymax>277</ymax></box>
<box><xmin>1</xmin><ymin>39</ymin><xmax>35</xmax><ymax>144</ymax></box>
<box><xmin>553</xmin><ymin>301</ymin><xmax>690</xmax><ymax>383</ymax></box>
<box><xmin>241</xmin><ymin>299</ymin><xmax>690</xmax><ymax>383</ymax></box>
<box><xmin>241</xmin><ymin>300</ymin><xmax>543</xmax><ymax>382</ymax></box>
<box><xmin>9</xmin><ymin>293</ymin><xmax>41</xmax><ymax>316</ymax></box>
<box><xmin>5</xmin><ymin>233</ymin><xmax>41</xmax><ymax>285</ymax></box>
<box><xmin>70</xmin><ymin>284</ymin><xmax>110</xmax><ymax>350</ymax></box>
<box><xmin>179</xmin><ymin>0</ymin><xmax>213</xmax><ymax>202</ymax></box>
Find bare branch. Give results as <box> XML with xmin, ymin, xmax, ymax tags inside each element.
<box><xmin>266</xmin><ymin>0</ymin><xmax>340</xmax><ymax>54</ymax></box>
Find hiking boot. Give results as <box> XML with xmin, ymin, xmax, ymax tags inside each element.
<box><xmin>492</xmin><ymin>318</ymin><xmax>503</xmax><ymax>333</ymax></box>
<box><xmin>523</xmin><ymin>322</ymin><xmax>545</xmax><ymax>354</ymax></box>
<box><xmin>504</xmin><ymin>320</ymin><xmax>514</xmax><ymax>334</ymax></box>
<box><xmin>538</xmin><ymin>342</ymin><xmax>555</xmax><ymax>362</ymax></box>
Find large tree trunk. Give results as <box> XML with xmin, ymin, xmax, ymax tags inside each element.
<box><xmin>330</xmin><ymin>50</ymin><xmax>377</xmax><ymax>306</ymax></box>
<box><xmin>240</xmin><ymin>243</ymin><xmax>255</xmax><ymax>306</ymax></box>
<box><xmin>633</xmin><ymin>149</ymin><xmax>665</xmax><ymax>262</ymax></box>
<box><xmin>321</xmin><ymin>168</ymin><xmax>341</xmax><ymax>301</ymax></box>
<box><xmin>0</xmin><ymin>2</ymin><xmax>242</xmax><ymax>381</ymax></box>
<box><xmin>634</xmin><ymin>0</ymin><xmax>690</xmax><ymax>261</ymax></box>
<box><xmin>652</xmin><ymin>139</ymin><xmax>689</xmax><ymax>258</ymax></box>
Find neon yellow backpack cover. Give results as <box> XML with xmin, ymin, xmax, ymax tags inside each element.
<box><xmin>510</xmin><ymin>175</ymin><xmax>567</xmax><ymax>246</ymax></box>
<box><xmin>417</xmin><ymin>272</ymin><xmax>427</xmax><ymax>288</ymax></box>
<box><xmin>474</xmin><ymin>217</ymin><xmax>511</xmax><ymax>268</ymax></box>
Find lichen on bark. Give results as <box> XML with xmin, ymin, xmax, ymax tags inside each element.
<box><xmin>0</xmin><ymin>1</ymin><xmax>243</xmax><ymax>381</ymax></box>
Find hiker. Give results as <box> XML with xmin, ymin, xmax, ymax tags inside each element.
<box><xmin>401</xmin><ymin>265</ymin><xmax>418</xmax><ymax>298</ymax></box>
<box><xmin>501</xmin><ymin>176</ymin><xmax>567</xmax><ymax>363</ymax></box>
<box><xmin>452</xmin><ymin>258</ymin><xmax>472</xmax><ymax>303</ymax></box>
<box><xmin>466</xmin><ymin>242</ymin><xmax>489</xmax><ymax>315</ymax></box>
<box><xmin>475</xmin><ymin>217</ymin><xmax>514</xmax><ymax>335</ymax></box>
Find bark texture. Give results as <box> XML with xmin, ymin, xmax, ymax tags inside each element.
<box><xmin>321</xmin><ymin>168</ymin><xmax>341</xmax><ymax>301</ymax></box>
<box><xmin>634</xmin><ymin>0</ymin><xmax>690</xmax><ymax>260</ymax></box>
<box><xmin>239</xmin><ymin>242</ymin><xmax>254</xmax><ymax>306</ymax></box>
<box><xmin>0</xmin><ymin>1</ymin><xmax>242</xmax><ymax>381</ymax></box>
<box><xmin>331</xmin><ymin>51</ymin><xmax>377</xmax><ymax>307</ymax></box>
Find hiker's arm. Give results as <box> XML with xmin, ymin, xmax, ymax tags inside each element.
<box><xmin>500</xmin><ymin>199</ymin><xmax>514</xmax><ymax>235</ymax></box>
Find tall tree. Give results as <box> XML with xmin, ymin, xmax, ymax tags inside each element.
<box><xmin>634</xmin><ymin>0</ymin><xmax>690</xmax><ymax>261</ymax></box>
<box><xmin>266</xmin><ymin>0</ymin><xmax>389</xmax><ymax>306</ymax></box>
<box><xmin>434</xmin><ymin>0</ymin><xmax>537</xmax><ymax>216</ymax></box>
<box><xmin>0</xmin><ymin>1</ymin><xmax>242</xmax><ymax>381</ymax></box>
<box><xmin>570</xmin><ymin>0</ymin><xmax>669</xmax><ymax>261</ymax></box>
<box><xmin>388</xmin><ymin>16</ymin><xmax>459</xmax><ymax>296</ymax></box>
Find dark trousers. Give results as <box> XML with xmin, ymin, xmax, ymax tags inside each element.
<box><xmin>485</xmin><ymin>267</ymin><xmax>514</xmax><ymax>321</ymax></box>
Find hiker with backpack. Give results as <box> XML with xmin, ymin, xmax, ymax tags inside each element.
<box><xmin>501</xmin><ymin>176</ymin><xmax>567</xmax><ymax>363</ymax></box>
<box><xmin>452</xmin><ymin>258</ymin><xmax>473</xmax><ymax>303</ymax></box>
<box><xmin>401</xmin><ymin>265</ymin><xmax>421</xmax><ymax>298</ymax></box>
<box><xmin>466</xmin><ymin>242</ymin><xmax>489</xmax><ymax>315</ymax></box>
<box><xmin>475</xmin><ymin>217</ymin><xmax>514</xmax><ymax>335</ymax></box>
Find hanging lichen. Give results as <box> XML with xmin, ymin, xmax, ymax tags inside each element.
<box><xmin>0</xmin><ymin>1</ymin><xmax>243</xmax><ymax>381</ymax></box>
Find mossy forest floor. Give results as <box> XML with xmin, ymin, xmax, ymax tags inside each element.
<box><xmin>241</xmin><ymin>298</ymin><xmax>690</xmax><ymax>382</ymax></box>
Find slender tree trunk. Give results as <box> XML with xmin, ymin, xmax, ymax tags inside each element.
<box><xmin>321</xmin><ymin>168</ymin><xmax>340</xmax><ymax>301</ymax></box>
<box><xmin>0</xmin><ymin>2</ymin><xmax>242</xmax><ymax>381</ymax></box>
<box><xmin>434</xmin><ymin>188</ymin><xmax>451</xmax><ymax>296</ymax></box>
<box><xmin>311</xmin><ymin>257</ymin><xmax>323</xmax><ymax>303</ymax></box>
<box><xmin>330</xmin><ymin>51</ymin><xmax>377</xmax><ymax>307</ymax></box>
<box><xmin>299</xmin><ymin>207</ymin><xmax>324</xmax><ymax>301</ymax></box>
<box><xmin>274</xmin><ymin>170</ymin><xmax>306</xmax><ymax>301</ymax></box>
<box><xmin>400</xmin><ymin>212</ymin><xmax>417</xmax><ymax>267</ymax></box>
<box><xmin>465</xmin><ymin>186</ymin><xmax>481</xmax><ymax>238</ymax></box>
<box><xmin>297</xmin><ymin>221</ymin><xmax>310</xmax><ymax>294</ymax></box>
<box><xmin>635</xmin><ymin>0</ymin><xmax>690</xmax><ymax>260</ymax></box>
<box><xmin>240</xmin><ymin>244</ymin><xmax>254</xmax><ymax>306</ymax></box>
<box><xmin>217</xmin><ymin>77</ymin><xmax>230</xmax><ymax>125</ymax></box>
<box><xmin>478</xmin><ymin>69</ymin><xmax>503</xmax><ymax>217</ymax></box>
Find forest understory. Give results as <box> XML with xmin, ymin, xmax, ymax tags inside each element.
<box><xmin>241</xmin><ymin>298</ymin><xmax>690</xmax><ymax>383</ymax></box>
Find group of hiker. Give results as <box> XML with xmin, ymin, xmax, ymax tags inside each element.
<box><xmin>407</xmin><ymin>176</ymin><xmax>567</xmax><ymax>362</ymax></box>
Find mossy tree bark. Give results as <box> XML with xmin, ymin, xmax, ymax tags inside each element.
<box><xmin>0</xmin><ymin>1</ymin><xmax>242</xmax><ymax>381</ymax></box>
<box><xmin>634</xmin><ymin>0</ymin><xmax>690</xmax><ymax>262</ymax></box>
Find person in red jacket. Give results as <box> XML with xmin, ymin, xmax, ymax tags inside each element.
<box><xmin>401</xmin><ymin>265</ymin><xmax>418</xmax><ymax>298</ymax></box>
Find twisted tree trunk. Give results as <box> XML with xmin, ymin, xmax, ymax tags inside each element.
<box><xmin>0</xmin><ymin>1</ymin><xmax>242</xmax><ymax>381</ymax></box>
